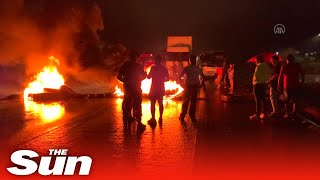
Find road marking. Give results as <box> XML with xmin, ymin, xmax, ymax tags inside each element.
<box><xmin>296</xmin><ymin>113</ymin><xmax>320</xmax><ymax>128</ymax></box>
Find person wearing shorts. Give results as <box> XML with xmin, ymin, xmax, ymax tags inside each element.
<box><xmin>283</xmin><ymin>88</ymin><xmax>299</xmax><ymax>104</ymax></box>
<box><xmin>215</xmin><ymin>67</ymin><xmax>223</xmax><ymax>88</ymax></box>
<box><xmin>179</xmin><ymin>55</ymin><xmax>205</xmax><ymax>122</ymax></box>
<box><xmin>278</xmin><ymin>54</ymin><xmax>305</xmax><ymax>118</ymax></box>
<box><xmin>147</xmin><ymin>55</ymin><xmax>169</xmax><ymax>124</ymax></box>
<box><xmin>267</xmin><ymin>55</ymin><xmax>281</xmax><ymax>117</ymax></box>
<box><xmin>250</xmin><ymin>55</ymin><xmax>271</xmax><ymax>120</ymax></box>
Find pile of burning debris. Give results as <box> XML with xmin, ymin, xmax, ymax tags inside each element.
<box><xmin>23</xmin><ymin>56</ymin><xmax>184</xmax><ymax>103</ymax></box>
<box><xmin>23</xmin><ymin>56</ymin><xmax>113</xmax><ymax>102</ymax></box>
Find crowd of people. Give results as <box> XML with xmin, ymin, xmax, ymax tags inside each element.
<box><xmin>117</xmin><ymin>52</ymin><xmax>203</xmax><ymax>130</ymax></box>
<box><xmin>117</xmin><ymin>51</ymin><xmax>305</xmax><ymax>130</ymax></box>
<box><xmin>250</xmin><ymin>54</ymin><xmax>305</xmax><ymax>120</ymax></box>
<box><xmin>214</xmin><ymin>62</ymin><xmax>235</xmax><ymax>90</ymax></box>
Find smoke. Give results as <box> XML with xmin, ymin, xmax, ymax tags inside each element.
<box><xmin>0</xmin><ymin>0</ymin><xmax>118</xmax><ymax>95</ymax></box>
<box><xmin>0</xmin><ymin>0</ymin><xmax>43</xmax><ymax>65</ymax></box>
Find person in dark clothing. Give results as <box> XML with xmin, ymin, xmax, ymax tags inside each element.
<box><xmin>267</xmin><ymin>55</ymin><xmax>282</xmax><ymax>117</ymax></box>
<box><xmin>222</xmin><ymin>61</ymin><xmax>229</xmax><ymax>88</ymax></box>
<box><xmin>278</xmin><ymin>54</ymin><xmax>305</xmax><ymax>118</ymax></box>
<box><xmin>147</xmin><ymin>55</ymin><xmax>169</xmax><ymax>124</ymax></box>
<box><xmin>117</xmin><ymin>51</ymin><xmax>146</xmax><ymax>129</ymax></box>
<box><xmin>179</xmin><ymin>55</ymin><xmax>204</xmax><ymax>122</ymax></box>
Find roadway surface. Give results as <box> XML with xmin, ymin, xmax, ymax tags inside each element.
<box><xmin>1</xmin><ymin>82</ymin><xmax>320</xmax><ymax>180</ymax></box>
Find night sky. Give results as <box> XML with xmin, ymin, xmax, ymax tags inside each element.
<box><xmin>98</xmin><ymin>0</ymin><xmax>320</xmax><ymax>59</ymax></box>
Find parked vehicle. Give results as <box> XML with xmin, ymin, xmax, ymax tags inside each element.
<box><xmin>198</xmin><ymin>50</ymin><xmax>226</xmax><ymax>78</ymax></box>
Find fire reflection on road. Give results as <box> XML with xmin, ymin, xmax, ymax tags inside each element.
<box><xmin>113</xmin><ymin>98</ymin><xmax>195</xmax><ymax>175</ymax></box>
<box><xmin>115</xmin><ymin>98</ymin><xmax>182</xmax><ymax>123</ymax></box>
<box><xmin>24</xmin><ymin>100</ymin><xmax>65</xmax><ymax>123</ymax></box>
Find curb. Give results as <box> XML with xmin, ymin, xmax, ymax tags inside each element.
<box><xmin>297</xmin><ymin>105</ymin><xmax>320</xmax><ymax>126</ymax></box>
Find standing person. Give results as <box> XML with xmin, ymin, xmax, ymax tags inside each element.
<box><xmin>147</xmin><ymin>55</ymin><xmax>169</xmax><ymax>124</ymax></box>
<box><xmin>278</xmin><ymin>54</ymin><xmax>305</xmax><ymax>118</ymax></box>
<box><xmin>179</xmin><ymin>55</ymin><xmax>205</xmax><ymax>122</ymax></box>
<box><xmin>250</xmin><ymin>56</ymin><xmax>271</xmax><ymax>120</ymax></box>
<box><xmin>267</xmin><ymin>55</ymin><xmax>282</xmax><ymax>117</ymax></box>
<box><xmin>215</xmin><ymin>66</ymin><xmax>223</xmax><ymax>88</ymax></box>
<box><xmin>117</xmin><ymin>51</ymin><xmax>147</xmax><ymax>129</ymax></box>
<box><xmin>223</xmin><ymin>61</ymin><xmax>229</xmax><ymax>88</ymax></box>
<box><xmin>228</xmin><ymin>63</ymin><xmax>235</xmax><ymax>90</ymax></box>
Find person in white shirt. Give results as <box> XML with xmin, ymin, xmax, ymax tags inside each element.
<box><xmin>250</xmin><ymin>56</ymin><xmax>271</xmax><ymax>120</ymax></box>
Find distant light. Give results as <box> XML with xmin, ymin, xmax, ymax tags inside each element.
<box><xmin>318</xmin><ymin>33</ymin><xmax>320</xmax><ymax>36</ymax></box>
<box><xmin>150</xmin><ymin>54</ymin><xmax>153</xmax><ymax>57</ymax></box>
<box><xmin>276</xmin><ymin>52</ymin><xmax>279</xmax><ymax>55</ymax></box>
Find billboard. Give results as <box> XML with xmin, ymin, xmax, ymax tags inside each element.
<box><xmin>167</xmin><ymin>36</ymin><xmax>192</xmax><ymax>52</ymax></box>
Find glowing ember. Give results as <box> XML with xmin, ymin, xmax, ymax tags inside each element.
<box><xmin>24</xmin><ymin>56</ymin><xmax>65</xmax><ymax>100</ymax></box>
<box><xmin>114</xmin><ymin>66</ymin><xmax>184</xmax><ymax>99</ymax></box>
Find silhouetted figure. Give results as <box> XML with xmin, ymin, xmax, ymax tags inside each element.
<box><xmin>222</xmin><ymin>61</ymin><xmax>229</xmax><ymax>88</ymax></box>
<box><xmin>147</xmin><ymin>55</ymin><xmax>169</xmax><ymax>125</ymax></box>
<box><xmin>117</xmin><ymin>51</ymin><xmax>147</xmax><ymax>129</ymax></box>
<box><xmin>228</xmin><ymin>63</ymin><xmax>235</xmax><ymax>90</ymax></box>
<box><xmin>250</xmin><ymin>55</ymin><xmax>271</xmax><ymax>120</ymax></box>
<box><xmin>278</xmin><ymin>54</ymin><xmax>305</xmax><ymax>118</ymax></box>
<box><xmin>179</xmin><ymin>55</ymin><xmax>204</xmax><ymax>122</ymax></box>
<box><xmin>267</xmin><ymin>55</ymin><xmax>281</xmax><ymax>117</ymax></box>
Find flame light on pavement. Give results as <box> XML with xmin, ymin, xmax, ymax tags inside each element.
<box><xmin>23</xmin><ymin>56</ymin><xmax>65</xmax><ymax>122</ymax></box>
<box><xmin>24</xmin><ymin>101</ymin><xmax>65</xmax><ymax>123</ymax></box>
<box><xmin>115</xmin><ymin>98</ymin><xmax>182</xmax><ymax>124</ymax></box>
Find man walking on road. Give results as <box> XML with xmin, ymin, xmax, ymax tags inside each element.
<box><xmin>117</xmin><ymin>51</ymin><xmax>147</xmax><ymax>129</ymax></box>
<box><xmin>267</xmin><ymin>55</ymin><xmax>281</xmax><ymax>117</ymax></box>
<box><xmin>278</xmin><ymin>54</ymin><xmax>305</xmax><ymax>118</ymax></box>
<box><xmin>179</xmin><ymin>55</ymin><xmax>204</xmax><ymax>122</ymax></box>
<box><xmin>147</xmin><ymin>55</ymin><xmax>169</xmax><ymax>124</ymax></box>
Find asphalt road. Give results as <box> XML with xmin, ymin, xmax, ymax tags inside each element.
<box><xmin>1</xmin><ymin>81</ymin><xmax>320</xmax><ymax>180</ymax></box>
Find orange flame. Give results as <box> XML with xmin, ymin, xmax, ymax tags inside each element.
<box><xmin>23</xmin><ymin>56</ymin><xmax>65</xmax><ymax>123</ymax></box>
<box><xmin>164</xmin><ymin>80</ymin><xmax>184</xmax><ymax>99</ymax></box>
<box><xmin>113</xmin><ymin>85</ymin><xmax>124</xmax><ymax>97</ymax></box>
<box><xmin>24</xmin><ymin>56</ymin><xmax>65</xmax><ymax>100</ymax></box>
<box><xmin>114</xmin><ymin>67</ymin><xmax>184</xmax><ymax>100</ymax></box>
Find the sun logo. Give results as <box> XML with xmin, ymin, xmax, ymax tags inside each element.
<box><xmin>7</xmin><ymin>149</ymin><xmax>92</xmax><ymax>176</ymax></box>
